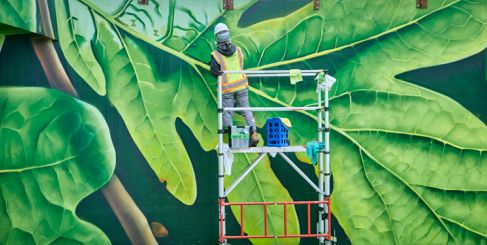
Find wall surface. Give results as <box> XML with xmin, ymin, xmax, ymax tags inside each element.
<box><xmin>0</xmin><ymin>0</ymin><xmax>486</xmax><ymax>244</ymax></box>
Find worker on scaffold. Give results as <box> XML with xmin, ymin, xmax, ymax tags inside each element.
<box><xmin>210</xmin><ymin>23</ymin><xmax>259</xmax><ymax>146</ymax></box>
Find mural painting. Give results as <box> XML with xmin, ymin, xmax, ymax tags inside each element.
<box><xmin>0</xmin><ymin>0</ymin><xmax>486</xmax><ymax>244</ymax></box>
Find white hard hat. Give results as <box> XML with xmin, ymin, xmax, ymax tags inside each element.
<box><xmin>214</xmin><ymin>23</ymin><xmax>229</xmax><ymax>35</ymax></box>
<box><xmin>214</xmin><ymin>23</ymin><xmax>230</xmax><ymax>42</ymax></box>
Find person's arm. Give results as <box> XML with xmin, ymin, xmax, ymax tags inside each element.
<box><xmin>210</xmin><ymin>55</ymin><xmax>221</xmax><ymax>78</ymax></box>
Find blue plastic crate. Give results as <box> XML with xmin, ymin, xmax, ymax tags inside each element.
<box><xmin>265</xmin><ymin>118</ymin><xmax>289</xmax><ymax>147</ymax></box>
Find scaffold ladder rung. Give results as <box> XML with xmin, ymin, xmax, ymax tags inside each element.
<box><xmin>223</xmin><ymin>106</ymin><xmax>320</xmax><ymax>112</ymax></box>
<box><xmin>230</xmin><ymin>146</ymin><xmax>306</xmax><ymax>153</ymax></box>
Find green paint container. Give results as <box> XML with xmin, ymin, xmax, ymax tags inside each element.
<box><xmin>229</xmin><ymin>126</ymin><xmax>250</xmax><ymax>148</ymax></box>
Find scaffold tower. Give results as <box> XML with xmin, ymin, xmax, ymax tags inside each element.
<box><xmin>217</xmin><ymin>69</ymin><xmax>336</xmax><ymax>244</ymax></box>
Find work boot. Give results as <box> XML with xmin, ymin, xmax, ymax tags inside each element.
<box><xmin>250</xmin><ymin>132</ymin><xmax>259</xmax><ymax>147</ymax></box>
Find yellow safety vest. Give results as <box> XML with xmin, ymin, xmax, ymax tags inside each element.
<box><xmin>212</xmin><ymin>47</ymin><xmax>248</xmax><ymax>93</ymax></box>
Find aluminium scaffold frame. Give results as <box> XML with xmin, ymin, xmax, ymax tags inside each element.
<box><xmin>217</xmin><ymin>69</ymin><xmax>335</xmax><ymax>244</ymax></box>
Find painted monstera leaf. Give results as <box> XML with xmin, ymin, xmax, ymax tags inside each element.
<box><xmin>54</xmin><ymin>0</ymin><xmax>487</xmax><ymax>244</ymax></box>
<box><xmin>0</xmin><ymin>87</ymin><xmax>115</xmax><ymax>244</ymax></box>
<box><xmin>56</xmin><ymin>0</ymin><xmax>212</xmax><ymax>206</ymax></box>
<box><xmin>55</xmin><ymin>0</ymin><xmax>300</xmax><ymax>243</ymax></box>
<box><xmin>180</xmin><ymin>1</ymin><xmax>487</xmax><ymax>243</ymax></box>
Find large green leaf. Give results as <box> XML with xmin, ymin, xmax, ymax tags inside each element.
<box><xmin>181</xmin><ymin>0</ymin><xmax>459</xmax><ymax>65</ymax></box>
<box><xmin>115</xmin><ymin>0</ymin><xmax>253</xmax><ymax>51</ymax></box>
<box><xmin>56</xmin><ymin>0</ymin><xmax>201</xmax><ymax>205</ymax></box>
<box><xmin>162</xmin><ymin>0</ymin><xmax>487</xmax><ymax>243</ymax></box>
<box><xmin>90</xmin><ymin>12</ymin><xmax>204</xmax><ymax>205</ymax></box>
<box><xmin>55</xmin><ymin>0</ymin><xmax>301</xmax><ymax>242</ymax></box>
<box><xmin>83</xmin><ymin>0</ymin><xmax>127</xmax><ymax>15</ymax></box>
<box><xmin>237</xmin><ymin>1</ymin><xmax>487</xmax><ymax>243</ymax></box>
<box><xmin>56</xmin><ymin>0</ymin><xmax>487</xmax><ymax>243</ymax></box>
<box><xmin>55</xmin><ymin>0</ymin><xmax>106</xmax><ymax>95</ymax></box>
<box><xmin>0</xmin><ymin>23</ymin><xmax>29</xmax><ymax>35</ymax></box>
<box><xmin>115</xmin><ymin>0</ymin><xmax>174</xmax><ymax>45</ymax></box>
<box><xmin>0</xmin><ymin>0</ymin><xmax>37</xmax><ymax>34</ymax></box>
<box><xmin>0</xmin><ymin>87</ymin><xmax>115</xmax><ymax>244</ymax></box>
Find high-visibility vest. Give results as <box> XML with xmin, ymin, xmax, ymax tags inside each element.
<box><xmin>212</xmin><ymin>47</ymin><xmax>248</xmax><ymax>93</ymax></box>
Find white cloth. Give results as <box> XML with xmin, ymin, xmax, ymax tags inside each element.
<box><xmin>221</xmin><ymin>144</ymin><xmax>234</xmax><ymax>175</ymax></box>
<box><xmin>316</xmin><ymin>74</ymin><xmax>337</xmax><ymax>92</ymax></box>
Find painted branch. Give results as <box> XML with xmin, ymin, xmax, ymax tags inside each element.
<box><xmin>31</xmin><ymin>37</ymin><xmax>79</xmax><ymax>97</ymax></box>
<box><xmin>37</xmin><ymin>0</ymin><xmax>54</xmax><ymax>39</ymax></box>
<box><xmin>31</xmin><ymin>37</ymin><xmax>160</xmax><ymax>244</ymax></box>
<box><xmin>102</xmin><ymin>175</ymin><xmax>158</xmax><ymax>245</ymax></box>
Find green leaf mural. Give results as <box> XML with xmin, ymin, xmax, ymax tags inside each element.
<box><xmin>0</xmin><ymin>35</ymin><xmax>4</xmax><ymax>52</ymax></box>
<box><xmin>0</xmin><ymin>0</ymin><xmax>37</xmax><ymax>34</ymax></box>
<box><xmin>0</xmin><ymin>87</ymin><xmax>115</xmax><ymax>244</ymax></box>
<box><xmin>55</xmin><ymin>0</ymin><xmax>300</xmax><ymax>242</ymax></box>
<box><xmin>51</xmin><ymin>0</ymin><xmax>487</xmax><ymax>244</ymax></box>
<box><xmin>91</xmin><ymin>13</ymin><xmax>203</xmax><ymax>205</ymax></box>
<box><xmin>55</xmin><ymin>0</ymin><xmax>106</xmax><ymax>95</ymax></box>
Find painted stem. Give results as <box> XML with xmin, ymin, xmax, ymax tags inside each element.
<box><xmin>31</xmin><ymin>36</ymin><xmax>159</xmax><ymax>245</ymax></box>
<box><xmin>102</xmin><ymin>175</ymin><xmax>158</xmax><ymax>245</ymax></box>
<box><xmin>31</xmin><ymin>37</ymin><xmax>79</xmax><ymax>96</ymax></box>
<box><xmin>34</xmin><ymin>0</ymin><xmax>162</xmax><ymax>242</ymax></box>
<box><xmin>37</xmin><ymin>0</ymin><xmax>54</xmax><ymax>38</ymax></box>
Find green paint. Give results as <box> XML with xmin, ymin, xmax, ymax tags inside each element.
<box><xmin>57</xmin><ymin>0</ymin><xmax>487</xmax><ymax>243</ymax></box>
<box><xmin>398</xmin><ymin>49</ymin><xmax>487</xmax><ymax>123</ymax></box>
<box><xmin>0</xmin><ymin>87</ymin><xmax>115</xmax><ymax>244</ymax></box>
<box><xmin>237</xmin><ymin>0</ymin><xmax>309</xmax><ymax>28</ymax></box>
<box><xmin>56</xmin><ymin>0</ymin><xmax>106</xmax><ymax>95</ymax></box>
<box><xmin>0</xmin><ymin>0</ymin><xmax>37</xmax><ymax>34</ymax></box>
<box><xmin>116</xmin><ymin>0</ymin><xmax>171</xmax><ymax>43</ymax></box>
<box><xmin>0</xmin><ymin>35</ymin><xmax>4</xmax><ymax>52</ymax></box>
<box><xmin>83</xmin><ymin>0</ymin><xmax>127</xmax><ymax>16</ymax></box>
<box><xmin>91</xmin><ymin>13</ymin><xmax>200</xmax><ymax>205</ymax></box>
<box><xmin>0</xmin><ymin>24</ymin><xmax>29</xmax><ymax>35</ymax></box>
<box><xmin>58</xmin><ymin>0</ymin><xmax>301</xmax><ymax>241</ymax></box>
<box><xmin>182</xmin><ymin>0</ymin><xmax>458</xmax><ymax>65</ymax></box>
<box><xmin>0</xmin><ymin>0</ymin><xmax>485</xmax><ymax>243</ymax></box>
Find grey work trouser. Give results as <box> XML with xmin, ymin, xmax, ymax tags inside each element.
<box><xmin>223</xmin><ymin>89</ymin><xmax>256</xmax><ymax>131</ymax></box>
